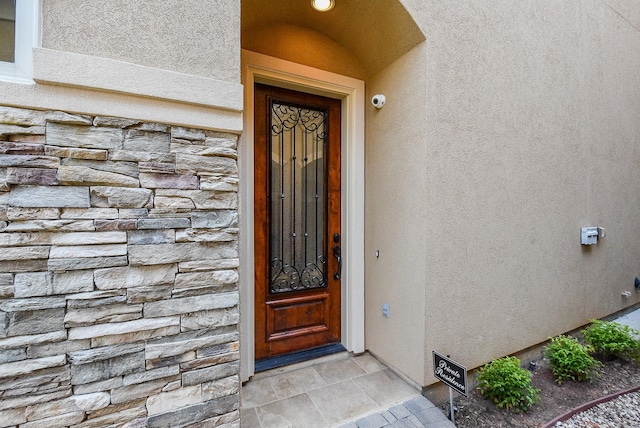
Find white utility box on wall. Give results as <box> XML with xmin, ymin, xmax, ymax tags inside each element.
<box><xmin>581</xmin><ymin>227</ymin><xmax>599</xmax><ymax>245</ymax></box>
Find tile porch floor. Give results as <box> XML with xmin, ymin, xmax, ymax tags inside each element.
<box><xmin>241</xmin><ymin>352</ymin><xmax>454</xmax><ymax>427</ymax></box>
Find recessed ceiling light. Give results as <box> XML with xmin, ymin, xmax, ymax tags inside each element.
<box><xmin>311</xmin><ymin>0</ymin><xmax>335</xmax><ymax>12</ymax></box>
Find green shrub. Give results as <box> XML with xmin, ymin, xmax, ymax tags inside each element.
<box><xmin>476</xmin><ymin>356</ymin><xmax>540</xmax><ymax>413</ymax></box>
<box><xmin>582</xmin><ymin>319</ymin><xmax>640</xmax><ymax>362</ymax></box>
<box><xmin>544</xmin><ymin>335</ymin><xmax>602</xmax><ymax>384</ymax></box>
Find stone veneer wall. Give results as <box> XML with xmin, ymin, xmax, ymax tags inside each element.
<box><xmin>0</xmin><ymin>106</ymin><xmax>240</xmax><ymax>427</ymax></box>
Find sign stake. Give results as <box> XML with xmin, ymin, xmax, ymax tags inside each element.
<box><xmin>449</xmin><ymin>385</ymin><xmax>455</xmax><ymax>424</ymax></box>
<box><xmin>433</xmin><ymin>351</ymin><xmax>468</xmax><ymax>425</ymax></box>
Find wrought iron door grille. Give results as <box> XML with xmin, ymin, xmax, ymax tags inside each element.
<box><xmin>269</xmin><ymin>101</ymin><xmax>328</xmax><ymax>294</ymax></box>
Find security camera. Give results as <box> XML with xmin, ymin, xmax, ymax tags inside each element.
<box><xmin>371</xmin><ymin>94</ymin><xmax>386</xmax><ymax>109</ymax></box>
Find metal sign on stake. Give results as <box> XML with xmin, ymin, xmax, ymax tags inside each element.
<box><xmin>433</xmin><ymin>351</ymin><xmax>468</xmax><ymax>425</ymax></box>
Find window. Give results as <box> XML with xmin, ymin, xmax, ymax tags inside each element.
<box><xmin>0</xmin><ymin>0</ymin><xmax>39</xmax><ymax>83</ymax></box>
<box><xmin>0</xmin><ymin>0</ymin><xmax>15</xmax><ymax>62</ymax></box>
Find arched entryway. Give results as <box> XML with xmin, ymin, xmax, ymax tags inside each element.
<box><xmin>241</xmin><ymin>0</ymin><xmax>425</xmax><ymax>79</ymax></box>
<box><xmin>239</xmin><ymin>0</ymin><xmax>425</xmax><ymax>382</ymax></box>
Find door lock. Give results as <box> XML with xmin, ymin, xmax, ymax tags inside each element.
<box><xmin>332</xmin><ymin>233</ymin><xmax>341</xmax><ymax>280</ymax></box>
<box><xmin>332</xmin><ymin>244</ymin><xmax>342</xmax><ymax>280</ymax></box>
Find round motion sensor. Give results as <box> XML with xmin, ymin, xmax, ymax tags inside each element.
<box><xmin>371</xmin><ymin>94</ymin><xmax>386</xmax><ymax>108</ymax></box>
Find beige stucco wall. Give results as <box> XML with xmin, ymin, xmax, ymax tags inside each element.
<box><xmin>241</xmin><ymin>0</ymin><xmax>424</xmax><ymax>78</ymax></box>
<box><xmin>242</xmin><ymin>23</ymin><xmax>367</xmax><ymax>80</ymax></box>
<box><xmin>365</xmin><ymin>43</ymin><xmax>428</xmax><ymax>384</ymax></box>
<box><xmin>42</xmin><ymin>0</ymin><xmax>240</xmax><ymax>82</ymax></box>
<box><xmin>241</xmin><ymin>0</ymin><xmax>640</xmax><ymax>389</ymax></box>
<box><xmin>367</xmin><ymin>0</ymin><xmax>640</xmax><ymax>386</ymax></box>
<box><xmin>2</xmin><ymin>1</ymin><xmax>242</xmax><ymax>134</ymax></box>
<box><xmin>580</xmin><ymin>2</ymin><xmax>640</xmax><ymax>317</ymax></box>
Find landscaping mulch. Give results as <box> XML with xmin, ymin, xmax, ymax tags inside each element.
<box><xmin>441</xmin><ymin>357</ymin><xmax>640</xmax><ymax>427</ymax></box>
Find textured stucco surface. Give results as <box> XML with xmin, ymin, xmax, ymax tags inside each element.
<box><xmin>3</xmin><ymin>2</ymin><xmax>243</xmax><ymax>134</ymax></box>
<box><xmin>242</xmin><ymin>23</ymin><xmax>367</xmax><ymax>80</ymax></box>
<box><xmin>389</xmin><ymin>0</ymin><xmax>640</xmax><ymax>385</ymax></box>
<box><xmin>364</xmin><ymin>43</ymin><xmax>428</xmax><ymax>384</ymax></box>
<box><xmin>241</xmin><ymin>0</ymin><xmax>424</xmax><ymax>77</ymax></box>
<box><xmin>42</xmin><ymin>0</ymin><xmax>240</xmax><ymax>82</ymax></box>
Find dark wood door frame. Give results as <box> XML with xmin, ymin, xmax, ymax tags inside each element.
<box><xmin>254</xmin><ymin>83</ymin><xmax>342</xmax><ymax>361</ymax></box>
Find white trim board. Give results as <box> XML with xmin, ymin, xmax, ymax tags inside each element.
<box><xmin>32</xmin><ymin>48</ymin><xmax>243</xmax><ymax>112</ymax></box>
<box><xmin>1</xmin><ymin>47</ymin><xmax>243</xmax><ymax>132</ymax></box>
<box><xmin>240</xmin><ymin>50</ymin><xmax>365</xmax><ymax>381</ymax></box>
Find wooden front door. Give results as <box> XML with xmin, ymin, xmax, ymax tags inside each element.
<box><xmin>254</xmin><ymin>83</ymin><xmax>342</xmax><ymax>360</ymax></box>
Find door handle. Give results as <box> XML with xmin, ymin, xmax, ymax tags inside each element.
<box><xmin>332</xmin><ymin>233</ymin><xmax>341</xmax><ymax>280</ymax></box>
<box><xmin>332</xmin><ymin>244</ymin><xmax>342</xmax><ymax>280</ymax></box>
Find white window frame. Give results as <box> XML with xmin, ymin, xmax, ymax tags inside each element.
<box><xmin>0</xmin><ymin>0</ymin><xmax>40</xmax><ymax>83</ymax></box>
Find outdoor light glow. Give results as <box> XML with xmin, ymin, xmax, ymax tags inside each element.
<box><xmin>311</xmin><ymin>0</ymin><xmax>335</xmax><ymax>12</ymax></box>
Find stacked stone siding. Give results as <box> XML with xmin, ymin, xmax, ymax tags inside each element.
<box><xmin>0</xmin><ymin>106</ymin><xmax>240</xmax><ymax>427</ymax></box>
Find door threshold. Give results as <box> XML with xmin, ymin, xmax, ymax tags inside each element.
<box><xmin>254</xmin><ymin>343</ymin><xmax>346</xmax><ymax>373</ymax></box>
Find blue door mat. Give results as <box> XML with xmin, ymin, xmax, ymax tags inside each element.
<box><xmin>255</xmin><ymin>343</ymin><xmax>346</xmax><ymax>373</ymax></box>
